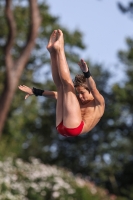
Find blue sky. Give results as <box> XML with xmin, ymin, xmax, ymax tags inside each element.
<box><xmin>46</xmin><ymin>0</ymin><xmax>133</xmax><ymax>83</ymax></box>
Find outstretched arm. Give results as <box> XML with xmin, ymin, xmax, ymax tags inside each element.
<box><xmin>78</xmin><ymin>59</ymin><xmax>104</xmax><ymax>105</ymax></box>
<box><xmin>18</xmin><ymin>85</ymin><xmax>57</xmax><ymax>100</ymax></box>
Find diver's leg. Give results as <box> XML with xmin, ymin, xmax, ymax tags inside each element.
<box><xmin>47</xmin><ymin>30</ymin><xmax>63</xmax><ymax>126</ymax></box>
<box><xmin>53</xmin><ymin>29</ymin><xmax>82</xmax><ymax>128</ymax></box>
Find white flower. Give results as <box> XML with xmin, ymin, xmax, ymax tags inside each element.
<box><xmin>52</xmin><ymin>191</ymin><xmax>60</xmax><ymax>198</ymax></box>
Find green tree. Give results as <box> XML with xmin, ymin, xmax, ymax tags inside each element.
<box><xmin>111</xmin><ymin>35</ymin><xmax>133</xmax><ymax>199</ymax></box>
<box><xmin>2</xmin><ymin>1</ymin><xmax>133</xmax><ymax>199</ymax></box>
<box><xmin>109</xmin><ymin>2</ymin><xmax>133</xmax><ymax>198</ymax></box>
<box><xmin>0</xmin><ymin>0</ymin><xmax>119</xmax><ymax>197</ymax></box>
<box><xmin>0</xmin><ymin>0</ymin><xmax>86</xmax><ymax>151</ymax></box>
<box><xmin>0</xmin><ymin>0</ymin><xmax>41</xmax><ymax>135</ymax></box>
<box><xmin>0</xmin><ymin>0</ymin><xmax>85</xmax><ymax>136</ymax></box>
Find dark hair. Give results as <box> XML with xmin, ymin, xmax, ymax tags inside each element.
<box><xmin>73</xmin><ymin>74</ymin><xmax>90</xmax><ymax>92</ymax></box>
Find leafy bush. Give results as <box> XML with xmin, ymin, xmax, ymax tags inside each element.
<box><xmin>0</xmin><ymin>157</ymin><xmax>125</xmax><ymax>200</ymax></box>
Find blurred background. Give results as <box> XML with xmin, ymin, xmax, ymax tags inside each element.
<box><xmin>0</xmin><ymin>0</ymin><xmax>133</xmax><ymax>199</ymax></box>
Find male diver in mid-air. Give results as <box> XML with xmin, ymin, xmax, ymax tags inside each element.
<box><xmin>18</xmin><ymin>29</ymin><xmax>105</xmax><ymax>137</ymax></box>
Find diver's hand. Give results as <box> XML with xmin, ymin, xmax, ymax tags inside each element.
<box><xmin>18</xmin><ymin>85</ymin><xmax>33</xmax><ymax>99</ymax></box>
<box><xmin>78</xmin><ymin>59</ymin><xmax>89</xmax><ymax>72</ymax></box>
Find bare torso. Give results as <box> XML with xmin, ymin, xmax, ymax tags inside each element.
<box><xmin>79</xmin><ymin>99</ymin><xmax>105</xmax><ymax>134</ymax></box>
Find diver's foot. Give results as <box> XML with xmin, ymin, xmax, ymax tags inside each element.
<box><xmin>47</xmin><ymin>30</ymin><xmax>57</xmax><ymax>52</ymax></box>
<box><xmin>53</xmin><ymin>29</ymin><xmax>64</xmax><ymax>52</ymax></box>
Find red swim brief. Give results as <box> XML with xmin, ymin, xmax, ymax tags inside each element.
<box><xmin>56</xmin><ymin>121</ymin><xmax>84</xmax><ymax>137</ymax></box>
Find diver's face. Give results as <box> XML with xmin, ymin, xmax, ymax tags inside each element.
<box><xmin>75</xmin><ymin>86</ymin><xmax>93</xmax><ymax>104</ymax></box>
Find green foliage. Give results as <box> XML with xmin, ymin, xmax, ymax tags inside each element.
<box><xmin>0</xmin><ymin>0</ymin><xmax>133</xmax><ymax>199</ymax></box>
<box><xmin>0</xmin><ymin>157</ymin><xmax>125</xmax><ymax>200</ymax></box>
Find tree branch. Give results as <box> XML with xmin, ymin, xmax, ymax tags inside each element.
<box><xmin>15</xmin><ymin>0</ymin><xmax>41</xmax><ymax>74</ymax></box>
<box><xmin>5</xmin><ymin>0</ymin><xmax>16</xmax><ymax>68</ymax></box>
<box><xmin>0</xmin><ymin>0</ymin><xmax>41</xmax><ymax>135</ymax></box>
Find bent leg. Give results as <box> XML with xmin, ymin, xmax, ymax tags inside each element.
<box><xmin>54</xmin><ymin>30</ymin><xmax>82</xmax><ymax>128</ymax></box>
